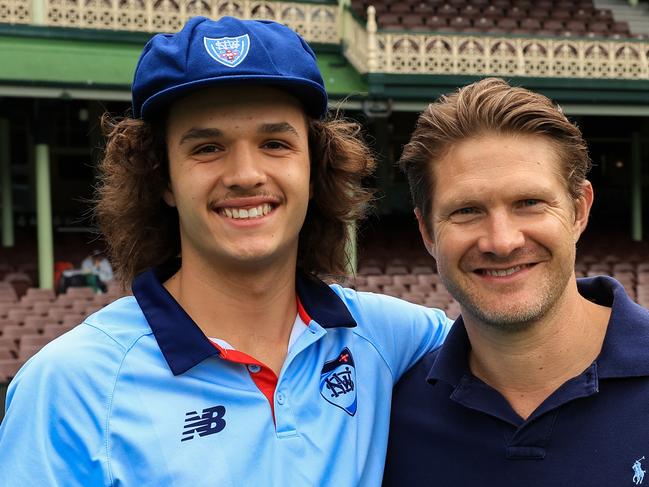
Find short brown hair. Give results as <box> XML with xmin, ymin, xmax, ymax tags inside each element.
<box><xmin>95</xmin><ymin>114</ymin><xmax>375</xmax><ymax>287</ymax></box>
<box><xmin>399</xmin><ymin>77</ymin><xmax>591</xmax><ymax>234</ymax></box>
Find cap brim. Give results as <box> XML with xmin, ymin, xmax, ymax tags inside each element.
<box><xmin>139</xmin><ymin>75</ymin><xmax>328</xmax><ymax>120</ymax></box>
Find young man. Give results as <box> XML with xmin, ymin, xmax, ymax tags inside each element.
<box><xmin>0</xmin><ymin>16</ymin><xmax>450</xmax><ymax>486</ymax></box>
<box><xmin>384</xmin><ymin>78</ymin><xmax>649</xmax><ymax>486</ymax></box>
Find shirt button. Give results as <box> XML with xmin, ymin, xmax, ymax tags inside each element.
<box><xmin>276</xmin><ymin>392</ymin><xmax>286</xmax><ymax>405</ymax></box>
<box><xmin>247</xmin><ymin>364</ymin><xmax>261</xmax><ymax>373</ymax></box>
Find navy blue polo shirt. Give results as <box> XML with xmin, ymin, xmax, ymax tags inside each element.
<box><xmin>0</xmin><ymin>262</ymin><xmax>450</xmax><ymax>486</ymax></box>
<box><xmin>384</xmin><ymin>276</ymin><xmax>649</xmax><ymax>487</ymax></box>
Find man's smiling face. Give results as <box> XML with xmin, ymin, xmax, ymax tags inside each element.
<box><xmin>163</xmin><ymin>85</ymin><xmax>311</xmax><ymax>270</ymax></box>
<box><xmin>417</xmin><ymin>132</ymin><xmax>592</xmax><ymax>330</ymax></box>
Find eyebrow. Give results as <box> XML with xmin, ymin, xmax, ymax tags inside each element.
<box><xmin>257</xmin><ymin>122</ymin><xmax>299</xmax><ymax>137</ymax></box>
<box><xmin>178</xmin><ymin>122</ymin><xmax>300</xmax><ymax>146</ymax></box>
<box><xmin>179</xmin><ymin>127</ymin><xmax>223</xmax><ymax>145</ymax></box>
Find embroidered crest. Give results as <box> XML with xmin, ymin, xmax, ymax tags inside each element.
<box><xmin>633</xmin><ymin>456</ymin><xmax>646</xmax><ymax>485</ymax></box>
<box><xmin>320</xmin><ymin>347</ymin><xmax>356</xmax><ymax>416</ymax></box>
<box><xmin>203</xmin><ymin>34</ymin><xmax>250</xmax><ymax>67</ymax></box>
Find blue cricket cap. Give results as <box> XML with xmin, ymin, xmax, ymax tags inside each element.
<box><xmin>132</xmin><ymin>16</ymin><xmax>328</xmax><ymax>120</ymax></box>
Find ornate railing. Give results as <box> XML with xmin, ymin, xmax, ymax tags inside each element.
<box><xmin>0</xmin><ymin>0</ymin><xmax>31</xmax><ymax>24</ymax></box>
<box><xmin>0</xmin><ymin>0</ymin><xmax>339</xmax><ymax>43</ymax></box>
<box><xmin>342</xmin><ymin>6</ymin><xmax>649</xmax><ymax>80</ymax></box>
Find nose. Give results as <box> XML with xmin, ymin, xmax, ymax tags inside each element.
<box><xmin>221</xmin><ymin>144</ymin><xmax>267</xmax><ymax>189</ymax></box>
<box><xmin>476</xmin><ymin>210</ymin><xmax>525</xmax><ymax>257</ymax></box>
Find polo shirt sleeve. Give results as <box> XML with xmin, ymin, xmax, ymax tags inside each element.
<box><xmin>0</xmin><ymin>324</ymin><xmax>123</xmax><ymax>486</ymax></box>
<box><xmin>331</xmin><ymin>286</ymin><xmax>452</xmax><ymax>382</ymax></box>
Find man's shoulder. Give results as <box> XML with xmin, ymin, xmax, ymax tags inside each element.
<box><xmin>13</xmin><ymin>296</ymin><xmax>152</xmax><ymax>388</ymax></box>
<box><xmin>394</xmin><ymin>346</ymin><xmax>441</xmax><ymax>391</ymax></box>
<box><xmin>84</xmin><ymin>295</ymin><xmax>152</xmax><ymax>344</ymax></box>
<box><xmin>329</xmin><ymin>284</ymin><xmax>448</xmax><ymax>327</ymax></box>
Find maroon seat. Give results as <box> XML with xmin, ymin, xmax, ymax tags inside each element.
<box><xmin>65</xmin><ymin>286</ymin><xmax>96</xmax><ymax>300</ymax></box>
<box><xmin>520</xmin><ymin>18</ymin><xmax>542</xmax><ymax>30</ymax></box>
<box><xmin>426</xmin><ymin>15</ymin><xmax>449</xmax><ymax>29</ymax></box>
<box><xmin>393</xmin><ymin>274</ymin><xmax>419</xmax><ymax>287</ymax></box>
<box><xmin>543</xmin><ymin>19</ymin><xmax>564</xmax><ymax>32</ymax></box>
<box><xmin>438</xmin><ymin>3</ymin><xmax>458</xmax><ymax>16</ymax></box>
<box><xmin>565</xmin><ymin>20</ymin><xmax>587</xmax><ymax>33</ymax></box>
<box><xmin>482</xmin><ymin>5</ymin><xmax>503</xmax><ymax>19</ymax></box>
<box><xmin>553</xmin><ymin>9</ymin><xmax>571</xmax><ymax>21</ymax></box>
<box><xmin>2</xmin><ymin>324</ymin><xmax>40</xmax><ymax>341</ymax></box>
<box><xmin>507</xmin><ymin>6</ymin><xmax>527</xmax><ymax>20</ymax></box>
<box><xmin>411</xmin><ymin>283</ymin><xmax>436</xmax><ymax>295</ymax></box>
<box><xmin>0</xmin><ymin>358</ymin><xmax>22</xmax><ymax>382</ymax></box>
<box><xmin>42</xmin><ymin>324</ymin><xmax>68</xmax><ymax>340</ymax></box>
<box><xmin>492</xmin><ymin>0</ymin><xmax>510</xmax><ymax>7</ymax></box>
<box><xmin>366</xmin><ymin>275</ymin><xmax>393</xmax><ymax>288</ymax></box>
<box><xmin>587</xmin><ymin>21</ymin><xmax>610</xmax><ymax>37</ymax></box>
<box><xmin>382</xmin><ymin>284</ymin><xmax>408</xmax><ymax>298</ymax></box>
<box><xmin>612</xmin><ymin>21</ymin><xmax>630</xmax><ymax>35</ymax></box>
<box><xmin>528</xmin><ymin>8</ymin><xmax>549</xmax><ymax>19</ymax></box>
<box><xmin>401</xmin><ymin>292</ymin><xmax>428</xmax><ymax>306</ymax></box>
<box><xmin>459</xmin><ymin>5</ymin><xmax>481</xmax><ymax>18</ymax></box>
<box><xmin>474</xmin><ymin>17</ymin><xmax>496</xmax><ymax>30</ymax></box>
<box><xmin>594</xmin><ymin>9</ymin><xmax>613</xmax><ymax>21</ymax></box>
<box><xmin>574</xmin><ymin>8</ymin><xmax>594</xmax><ymax>21</ymax></box>
<box><xmin>385</xmin><ymin>264</ymin><xmax>410</xmax><ymax>275</ymax></box>
<box><xmin>449</xmin><ymin>16</ymin><xmax>471</xmax><ymax>29</ymax></box>
<box><xmin>413</xmin><ymin>3</ymin><xmax>435</xmax><ymax>15</ymax></box>
<box><xmin>390</xmin><ymin>3</ymin><xmax>412</xmax><ymax>14</ymax></box>
<box><xmin>411</xmin><ymin>265</ymin><xmax>436</xmax><ymax>275</ymax></box>
<box><xmin>496</xmin><ymin>17</ymin><xmax>519</xmax><ymax>31</ymax></box>
<box><xmin>417</xmin><ymin>273</ymin><xmax>441</xmax><ymax>287</ymax></box>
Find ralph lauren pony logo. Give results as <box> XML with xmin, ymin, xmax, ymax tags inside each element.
<box><xmin>319</xmin><ymin>347</ymin><xmax>357</xmax><ymax>416</ymax></box>
<box><xmin>204</xmin><ymin>34</ymin><xmax>250</xmax><ymax>67</ymax></box>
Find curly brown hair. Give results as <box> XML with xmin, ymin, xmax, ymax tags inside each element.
<box><xmin>399</xmin><ymin>77</ymin><xmax>592</xmax><ymax>235</ymax></box>
<box><xmin>94</xmin><ymin>113</ymin><xmax>375</xmax><ymax>287</ymax></box>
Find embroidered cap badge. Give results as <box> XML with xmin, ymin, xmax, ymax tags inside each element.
<box><xmin>204</xmin><ymin>34</ymin><xmax>250</xmax><ymax>67</ymax></box>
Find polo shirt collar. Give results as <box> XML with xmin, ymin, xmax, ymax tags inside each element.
<box><xmin>427</xmin><ymin>275</ymin><xmax>649</xmax><ymax>387</ymax></box>
<box><xmin>587</xmin><ymin>275</ymin><xmax>649</xmax><ymax>378</ymax></box>
<box><xmin>131</xmin><ymin>261</ymin><xmax>357</xmax><ymax>376</ymax></box>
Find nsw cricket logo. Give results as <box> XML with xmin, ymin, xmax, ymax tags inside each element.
<box><xmin>320</xmin><ymin>347</ymin><xmax>357</xmax><ymax>416</ymax></box>
<box><xmin>204</xmin><ymin>34</ymin><xmax>250</xmax><ymax>67</ymax></box>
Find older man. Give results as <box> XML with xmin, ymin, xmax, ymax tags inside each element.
<box><xmin>384</xmin><ymin>78</ymin><xmax>649</xmax><ymax>486</ymax></box>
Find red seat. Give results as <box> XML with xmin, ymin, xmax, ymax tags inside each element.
<box><xmin>0</xmin><ymin>358</ymin><xmax>22</xmax><ymax>381</ymax></box>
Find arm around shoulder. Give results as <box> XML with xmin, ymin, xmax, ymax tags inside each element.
<box><xmin>331</xmin><ymin>286</ymin><xmax>452</xmax><ymax>381</ymax></box>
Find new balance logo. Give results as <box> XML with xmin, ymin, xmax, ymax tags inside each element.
<box><xmin>181</xmin><ymin>405</ymin><xmax>226</xmax><ymax>442</ymax></box>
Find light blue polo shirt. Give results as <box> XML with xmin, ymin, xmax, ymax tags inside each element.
<box><xmin>0</xmin><ymin>264</ymin><xmax>450</xmax><ymax>486</ymax></box>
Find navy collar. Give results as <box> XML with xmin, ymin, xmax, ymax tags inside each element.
<box><xmin>132</xmin><ymin>261</ymin><xmax>357</xmax><ymax>375</ymax></box>
<box><xmin>427</xmin><ymin>276</ymin><xmax>649</xmax><ymax>387</ymax></box>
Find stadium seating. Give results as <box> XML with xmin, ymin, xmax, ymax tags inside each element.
<box><xmin>353</xmin><ymin>0</ymin><xmax>633</xmax><ymax>38</ymax></box>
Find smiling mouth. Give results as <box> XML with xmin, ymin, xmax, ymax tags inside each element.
<box><xmin>478</xmin><ymin>264</ymin><xmax>534</xmax><ymax>277</ymax></box>
<box><xmin>217</xmin><ymin>203</ymin><xmax>274</xmax><ymax>220</ymax></box>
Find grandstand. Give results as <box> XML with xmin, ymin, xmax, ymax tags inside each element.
<box><xmin>1</xmin><ymin>0</ymin><xmax>648</xmax><ymax>420</ymax></box>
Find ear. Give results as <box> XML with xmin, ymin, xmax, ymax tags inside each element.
<box><xmin>415</xmin><ymin>207</ymin><xmax>436</xmax><ymax>259</ymax></box>
<box><xmin>163</xmin><ymin>185</ymin><xmax>176</xmax><ymax>207</ymax></box>
<box><xmin>572</xmin><ymin>181</ymin><xmax>593</xmax><ymax>241</ymax></box>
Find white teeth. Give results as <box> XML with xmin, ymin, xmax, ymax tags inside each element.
<box><xmin>220</xmin><ymin>204</ymin><xmax>272</xmax><ymax>220</ymax></box>
<box><xmin>485</xmin><ymin>266</ymin><xmax>522</xmax><ymax>277</ymax></box>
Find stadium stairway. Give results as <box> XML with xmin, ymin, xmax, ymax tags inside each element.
<box><xmin>595</xmin><ymin>0</ymin><xmax>649</xmax><ymax>35</ymax></box>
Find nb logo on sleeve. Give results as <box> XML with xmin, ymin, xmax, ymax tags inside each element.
<box><xmin>181</xmin><ymin>405</ymin><xmax>227</xmax><ymax>442</ymax></box>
